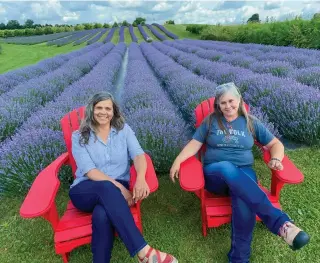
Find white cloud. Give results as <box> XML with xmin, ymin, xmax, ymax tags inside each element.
<box><xmin>152</xmin><ymin>2</ymin><xmax>173</xmax><ymax>12</ymax></box>
<box><xmin>108</xmin><ymin>0</ymin><xmax>144</xmax><ymax>9</ymax></box>
<box><xmin>62</xmin><ymin>12</ymin><xmax>80</xmax><ymax>22</ymax></box>
<box><xmin>0</xmin><ymin>4</ymin><xmax>6</xmax><ymax>15</ymax></box>
<box><xmin>0</xmin><ymin>1</ymin><xmax>319</xmax><ymax>26</ymax></box>
<box><xmin>264</xmin><ymin>1</ymin><xmax>283</xmax><ymax>10</ymax></box>
<box><xmin>178</xmin><ymin>2</ymin><xmax>200</xmax><ymax>13</ymax></box>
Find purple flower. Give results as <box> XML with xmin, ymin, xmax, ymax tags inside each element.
<box><xmin>129</xmin><ymin>25</ymin><xmax>138</xmax><ymax>43</ymax></box>
<box><xmin>152</xmin><ymin>23</ymin><xmax>178</xmax><ymax>39</ymax></box>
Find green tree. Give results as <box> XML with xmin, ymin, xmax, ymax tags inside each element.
<box><xmin>83</xmin><ymin>23</ymin><xmax>93</xmax><ymax>30</ymax></box>
<box><xmin>165</xmin><ymin>20</ymin><xmax>175</xmax><ymax>24</ymax></box>
<box><xmin>313</xmin><ymin>13</ymin><xmax>320</xmax><ymax>20</ymax></box>
<box><xmin>43</xmin><ymin>26</ymin><xmax>54</xmax><ymax>34</ymax></box>
<box><xmin>94</xmin><ymin>23</ymin><xmax>103</xmax><ymax>28</ymax></box>
<box><xmin>133</xmin><ymin>17</ymin><xmax>146</xmax><ymax>25</ymax></box>
<box><xmin>34</xmin><ymin>27</ymin><xmax>44</xmax><ymax>35</ymax></box>
<box><xmin>4</xmin><ymin>29</ymin><xmax>14</xmax><ymax>37</ymax></box>
<box><xmin>112</xmin><ymin>22</ymin><xmax>119</xmax><ymax>28</ymax></box>
<box><xmin>103</xmin><ymin>23</ymin><xmax>110</xmax><ymax>28</ymax></box>
<box><xmin>0</xmin><ymin>22</ymin><xmax>6</xmax><ymax>30</ymax></box>
<box><xmin>24</xmin><ymin>19</ymin><xmax>34</xmax><ymax>28</ymax></box>
<box><xmin>6</xmin><ymin>20</ymin><xmax>20</xmax><ymax>29</ymax></box>
<box><xmin>121</xmin><ymin>20</ymin><xmax>129</xmax><ymax>26</ymax></box>
<box><xmin>24</xmin><ymin>28</ymin><xmax>34</xmax><ymax>36</ymax></box>
<box><xmin>14</xmin><ymin>29</ymin><xmax>24</xmax><ymax>36</ymax></box>
<box><xmin>247</xmin><ymin>13</ymin><xmax>260</xmax><ymax>23</ymax></box>
<box><xmin>74</xmin><ymin>24</ymin><xmax>84</xmax><ymax>31</ymax></box>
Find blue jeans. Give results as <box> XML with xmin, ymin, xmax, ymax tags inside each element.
<box><xmin>69</xmin><ymin>180</ymin><xmax>147</xmax><ymax>263</ymax></box>
<box><xmin>204</xmin><ymin>161</ymin><xmax>291</xmax><ymax>263</ymax></box>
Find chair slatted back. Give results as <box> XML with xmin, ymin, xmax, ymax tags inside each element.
<box><xmin>60</xmin><ymin>107</ymin><xmax>85</xmax><ymax>177</ymax></box>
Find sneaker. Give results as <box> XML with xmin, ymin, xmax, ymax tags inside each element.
<box><xmin>279</xmin><ymin>221</ymin><xmax>310</xmax><ymax>250</ymax></box>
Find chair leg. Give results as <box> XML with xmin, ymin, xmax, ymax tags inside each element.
<box><xmin>202</xmin><ymin>221</ymin><xmax>207</xmax><ymax>237</ymax></box>
<box><xmin>200</xmin><ymin>189</ymin><xmax>207</xmax><ymax>237</ymax></box>
<box><xmin>61</xmin><ymin>252</ymin><xmax>70</xmax><ymax>263</ymax></box>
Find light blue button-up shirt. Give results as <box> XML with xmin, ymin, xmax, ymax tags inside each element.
<box><xmin>70</xmin><ymin>123</ymin><xmax>144</xmax><ymax>188</ymax></box>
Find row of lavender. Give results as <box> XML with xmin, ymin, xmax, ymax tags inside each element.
<box><xmin>0</xmin><ymin>43</ymin><xmax>114</xmax><ymax>141</ymax></box>
<box><xmin>0</xmin><ymin>43</ymin><xmax>102</xmax><ymax>95</ymax></box>
<box><xmin>122</xmin><ymin>43</ymin><xmax>188</xmax><ymax>172</ymax></box>
<box><xmin>0</xmin><ymin>43</ymin><xmax>126</xmax><ymax>194</ymax></box>
<box><xmin>139</xmin><ymin>43</ymin><xmax>279</xmax><ymax>137</ymax></box>
<box><xmin>187</xmin><ymin>39</ymin><xmax>320</xmax><ymax>60</ymax></box>
<box><xmin>47</xmin><ymin>28</ymin><xmax>103</xmax><ymax>46</ymax></box>
<box><xmin>175</xmin><ymin>40</ymin><xmax>320</xmax><ymax>88</ymax></box>
<box><xmin>151</xmin><ymin>41</ymin><xmax>320</xmax><ymax>144</ymax></box>
<box><xmin>3</xmin><ymin>31</ymin><xmax>75</xmax><ymax>45</ymax></box>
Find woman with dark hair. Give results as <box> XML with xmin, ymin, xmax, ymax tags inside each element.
<box><xmin>170</xmin><ymin>82</ymin><xmax>310</xmax><ymax>263</ymax></box>
<box><xmin>69</xmin><ymin>92</ymin><xmax>177</xmax><ymax>263</ymax></box>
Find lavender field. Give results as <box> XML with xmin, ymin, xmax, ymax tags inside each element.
<box><xmin>0</xmin><ymin>37</ymin><xmax>319</xmax><ymax>263</ymax></box>
<box><xmin>0</xmin><ymin>39</ymin><xmax>319</xmax><ymax>195</ymax></box>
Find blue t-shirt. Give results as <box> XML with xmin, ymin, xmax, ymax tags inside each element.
<box><xmin>192</xmin><ymin>115</ymin><xmax>274</xmax><ymax>167</ymax></box>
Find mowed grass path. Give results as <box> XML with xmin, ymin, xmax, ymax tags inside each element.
<box><xmin>0</xmin><ymin>147</ymin><xmax>318</xmax><ymax>263</ymax></box>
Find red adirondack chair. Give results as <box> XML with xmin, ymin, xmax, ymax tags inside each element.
<box><xmin>20</xmin><ymin>107</ymin><xmax>159</xmax><ymax>263</ymax></box>
<box><xmin>179</xmin><ymin>98</ymin><xmax>304</xmax><ymax>236</ymax></box>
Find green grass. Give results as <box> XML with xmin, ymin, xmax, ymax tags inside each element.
<box><xmin>164</xmin><ymin>24</ymin><xmax>200</xmax><ymax>40</ymax></box>
<box><xmin>124</xmin><ymin>27</ymin><xmax>132</xmax><ymax>45</ymax></box>
<box><xmin>0</xmin><ymin>42</ymin><xmax>86</xmax><ymax>74</ymax></box>
<box><xmin>133</xmin><ymin>27</ymin><xmax>145</xmax><ymax>43</ymax></box>
<box><xmin>111</xmin><ymin>28</ymin><xmax>120</xmax><ymax>45</ymax></box>
<box><xmin>151</xmin><ymin>25</ymin><xmax>169</xmax><ymax>40</ymax></box>
<box><xmin>141</xmin><ymin>26</ymin><xmax>159</xmax><ymax>42</ymax></box>
<box><xmin>0</xmin><ymin>147</ymin><xmax>318</xmax><ymax>263</ymax></box>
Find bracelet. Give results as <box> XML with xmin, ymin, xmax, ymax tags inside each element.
<box><xmin>271</xmin><ymin>157</ymin><xmax>281</xmax><ymax>162</ymax></box>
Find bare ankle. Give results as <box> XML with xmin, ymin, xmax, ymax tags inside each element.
<box><xmin>137</xmin><ymin>244</ymin><xmax>150</xmax><ymax>258</ymax></box>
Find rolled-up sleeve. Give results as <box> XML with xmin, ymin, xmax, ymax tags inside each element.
<box><xmin>72</xmin><ymin>131</ymin><xmax>96</xmax><ymax>177</ymax></box>
<box><xmin>253</xmin><ymin>119</ymin><xmax>275</xmax><ymax>146</ymax></box>
<box><xmin>192</xmin><ymin>119</ymin><xmax>209</xmax><ymax>143</ymax></box>
<box><xmin>125</xmin><ymin>124</ymin><xmax>144</xmax><ymax>160</ymax></box>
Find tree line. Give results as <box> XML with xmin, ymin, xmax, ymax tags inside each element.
<box><xmin>0</xmin><ymin>17</ymin><xmax>158</xmax><ymax>38</ymax></box>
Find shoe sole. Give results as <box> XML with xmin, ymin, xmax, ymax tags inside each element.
<box><xmin>291</xmin><ymin>231</ymin><xmax>310</xmax><ymax>251</ymax></box>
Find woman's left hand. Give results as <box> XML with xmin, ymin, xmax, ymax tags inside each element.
<box><xmin>268</xmin><ymin>159</ymin><xmax>284</xmax><ymax>171</ymax></box>
<box><xmin>133</xmin><ymin>178</ymin><xmax>150</xmax><ymax>203</ymax></box>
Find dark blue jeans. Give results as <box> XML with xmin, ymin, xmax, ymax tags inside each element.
<box><xmin>69</xmin><ymin>180</ymin><xmax>147</xmax><ymax>263</ymax></box>
<box><xmin>203</xmin><ymin>161</ymin><xmax>291</xmax><ymax>263</ymax></box>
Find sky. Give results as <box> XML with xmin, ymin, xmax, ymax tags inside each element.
<box><xmin>0</xmin><ymin>0</ymin><xmax>319</xmax><ymax>25</ymax></box>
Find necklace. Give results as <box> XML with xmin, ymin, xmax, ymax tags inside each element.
<box><xmin>225</xmin><ymin>121</ymin><xmax>233</xmax><ymax>142</ymax></box>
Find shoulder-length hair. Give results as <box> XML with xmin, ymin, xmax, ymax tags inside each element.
<box><xmin>79</xmin><ymin>92</ymin><xmax>125</xmax><ymax>145</ymax></box>
<box><xmin>204</xmin><ymin>82</ymin><xmax>255</xmax><ymax>139</ymax></box>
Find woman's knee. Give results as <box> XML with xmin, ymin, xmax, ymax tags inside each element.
<box><xmin>205</xmin><ymin>161</ymin><xmax>238</xmax><ymax>179</ymax></box>
<box><xmin>92</xmin><ymin>205</ymin><xmax>110</xmax><ymax>226</ymax></box>
<box><xmin>96</xmin><ymin>181</ymin><xmax>119</xmax><ymax>193</ymax></box>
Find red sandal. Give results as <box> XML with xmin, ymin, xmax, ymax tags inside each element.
<box><xmin>138</xmin><ymin>247</ymin><xmax>178</xmax><ymax>263</ymax></box>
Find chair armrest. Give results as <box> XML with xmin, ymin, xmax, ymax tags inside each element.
<box><xmin>179</xmin><ymin>156</ymin><xmax>205</xmax><ymax>191</ymax></box>
<box><xmin>129</xmin><ymin>153</ymin><xmax>159</xmax><ymax>193</ymax></box>
<box><xmin>20</xmin><ymin>153</ymin><xmax>69</xmax><ymax>218</ymax></box>
<box><xmin>259</xmin><ymin>145</ymin><xmax>304</xmax><ymax>184</ymax></box>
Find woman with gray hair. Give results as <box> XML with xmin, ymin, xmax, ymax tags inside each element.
<box><xmin>170</xmin><ymin>82</ymin><xmax>309</xmax><ymax>263</ymax></box>
<box><xmin>69</xmin><ymin>92</ymin><xmax>178</xmax><ymax>263</ymax></box>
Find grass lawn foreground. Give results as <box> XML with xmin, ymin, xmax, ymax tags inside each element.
<box><xmin>0</xmin><ymin>147</ymin><xmax>319</xmax><ymax>263</ymax></box>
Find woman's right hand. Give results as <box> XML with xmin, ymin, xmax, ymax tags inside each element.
<box><xmin>170</xmin><ymin>161</ymin><xmax>181</xmax><ymax>183</ymax></box>
<box><xmin>117</xmin><ymin>184</ymin><xmax>134</xmax><ymax>206</ymax></box>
